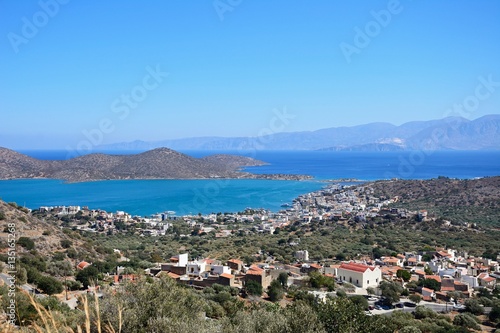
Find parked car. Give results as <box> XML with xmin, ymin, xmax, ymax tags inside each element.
<box><xmin>395</xmin><ymin>303</ymin><xmax>404</xmax><ymax>308</ymax></box>
<box><xmin>403</xmin><ymin>302</ymin><xmax>417</xmax><ymax>308</ymax></box>
<box><xmin>368</xmin><ymin>305</ymin><xmax>374</xmax><ymax>310</ymax></box>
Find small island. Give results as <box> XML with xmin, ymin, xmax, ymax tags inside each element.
<box><xmin>0</xmin><ymin>147</ymin><xmax>312</xmax><ymax>182</ymax></box>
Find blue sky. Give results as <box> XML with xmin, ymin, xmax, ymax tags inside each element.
<box><xmin>1</xmin><ymin>0</ymin><xmax>499</xmax><ymax>149</ymax></box>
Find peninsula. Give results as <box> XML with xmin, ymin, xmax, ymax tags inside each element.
<box><xmin>0</xmin><ymin>147</ymin><xmax>312</xmax><ymax>182</ymax></box>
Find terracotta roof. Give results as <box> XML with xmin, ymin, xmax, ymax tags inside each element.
<box><xmin>477</xmin><ymin>272</ymin><xmax>488</xmax><ymax>279</ymax></box>
<box><xmin>437</xmin><ymin>251</ymin><xmax>451</xmax><ymax>257</ymax></box>
<box><xmin>424</xmin><ymin>275</ymin><xmax>441</xmax><ymax>283</ymax></box>
<box><xmin>246</xmin><ymin>270</ymin><xmax>263</xmax><ymax>276</ymax></box>
<box><xmin>422</xmin><ymin>287</ymin><xmax>434</xmax><ymax>294</ymax></box>
<box><xmin>77</xmin><ymin>261</ymin><xmax>90</xmax><ymax>270</ymax></box>
<box><xmin>249</xmin><ymin>264</ymin><xmax>264</xmax><ymax>272</ymax></box>
<box><xmin>167</xmin><ymin>272</ymin><xmax>181</xmax><ymax>279</ymax></box>
<box><xmin>228</xmin><ymin>259</ymin><xmax>244</xmax><ymax>265</ymax></box>
<box><xmin>220</xmin><ymin>273</ymin><xmax>234</xmax><ymax>279</ymax></box>
<box><xmin>384</xmin><ymin>257</ymin><xmax>401</xmax><ymax>264</ymax></box>
<box><xmin>339</xmin><ymin>262</ymin><xmax>376</xmax><ymax>273</ymax></box>
<box><xmin>481</xmin><ymin>276</ymin><xmax>496</xmax><ymax>283</ymax></box>
<box><xmin>408</xmin><ymin>257</ymin><xmax>417</xmax><ymax>262</ymax></box>
<box><xmin>310</xmin><ymin>263</ymin><xmax>322</xmax><ymax>269</ymax></box>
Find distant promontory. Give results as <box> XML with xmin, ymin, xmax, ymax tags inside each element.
<box><xmin>0</xmin><ymin>147</ymin><xmax>312</xmax><ymax>182</ymax></box>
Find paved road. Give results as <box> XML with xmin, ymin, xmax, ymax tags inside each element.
<box><xmin>368</xmin><ymin>298</ymin><xmax>455</xmax><ymax>316</ymax></box>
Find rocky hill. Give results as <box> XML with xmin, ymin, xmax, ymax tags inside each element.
<box><xmin>0</xmin><ymin>147</ymin><xmax>310</xmax><ymax>182</ymax></box>
<box><xmin>0</xmin><ymin>200</ymin><xmax>79</xmax><ymax>254</ymax></box>
<box><xmin>369</xmin><ymin>176</ymin><xmax>500</xmax><ymax>226</ymax></box>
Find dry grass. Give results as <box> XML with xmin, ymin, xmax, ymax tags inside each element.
<box><xmin>1</xmin><ymin>290</ymin><xmax>122</xmax><ymax>333</ymax></box>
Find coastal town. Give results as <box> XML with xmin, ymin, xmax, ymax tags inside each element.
<box><xmin>3</xmin><ymin>180</ymin><xmax>497</xmax><ymax>323</ymax></box>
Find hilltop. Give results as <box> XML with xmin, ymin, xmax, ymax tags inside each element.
<box><xmin>0</xmin><ymin>147</ymin><xmax>310</xmax><ymax>182</ymax></box>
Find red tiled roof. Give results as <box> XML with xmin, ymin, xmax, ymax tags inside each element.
<box><xmin>482</xmin><ymin>276</ymin><xmax>496</xmax><ymax>283</ymax></box>
<box><xmin>228</xmin><ymin>259</ymin><xmax>244</xmax><ymax>265</ymax></box>
<box><xmin>437</xmin><ymin>251</ymin><xmax>451</xmax><ymax>257</ymax></box>
<box><xmin>249</xmin><ymin>264</ymin><xmax>263</xmax><ymax>272</ymax></box>
<box><xmin>424</xmin><ymin>275</ymin><xmax>441</xmax><ymax>283</ymax></box>
<box><xmin>77</xmin><ymin>261</ymin><xmax>90</xmax><ymax>270</ymax></box>
<box><xmin>441</xmin><ymin>286</ymin><xmax>454</xmax><ymax>291</ymax></box>
<box><xmin>339</xmin><ymin>262</ymin><xmax>375</xmax><ymax>273</ymax></box>
<box><xmin>246</xmin><ymin>270</ymin><xmax>263</xmax><ymax>276</ymax></box>
<box><xmin>422</xmin><ymin>287</ymin><xmax>434</xmax><ymax>294</ymax></box>
<box><xmin>167</xmin><ymin>272</ymin><xmax>180</xmax><ymax>279</ymax></box>
<box><xmin>220</xmin><ymin>273</ymin><xmax>234</xmax><ymax>279</ymax></box>
<box><xmin>310</xmin><ymin>263</ymin><xmax>322</xmax><ymax>269</ymax></box>
<box><xmin>384</xmin><ymin>257</ymin><xmax>400</xmax><ymax>263</ymax></box>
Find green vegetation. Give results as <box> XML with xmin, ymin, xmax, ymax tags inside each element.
<box><xmin>268</xmin><ymin>280</ymin><xmax>284</xmax><ymax>302</ymax></box>
<box><xmin>308</xmin><ymin>271</ymin><xmax>335</xmax><ymax>291</ymax></box>
<box><xmin>245</xmin><ymin>280</ymin><xmax>263</xmax><ymax>296</ymax></box>
<box><xmin>17</xmin><ymin>236</ymin><xmax>35</xmax><ymax>250</ymax></box>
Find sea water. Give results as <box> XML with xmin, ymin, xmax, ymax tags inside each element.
<box><xmin>0</xmin><ymin>150</ymin><xmax>498</xmax><ymax>216</ymax></box>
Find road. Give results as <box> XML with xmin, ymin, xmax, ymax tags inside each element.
<box><xmin>368</xmin><ymin>297</ymin><xmax>455</xmax><ymax>316</ymax></box>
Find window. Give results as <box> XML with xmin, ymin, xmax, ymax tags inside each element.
<box><xmin>367</xmin><ymin>280</ymin><xmax>369</xmax><ymax>285</ymax></box>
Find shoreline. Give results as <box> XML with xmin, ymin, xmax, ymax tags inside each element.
<box><xmin>2</xmin><ymin>175</ymin><xmax>498</xmax><ymax>217</ymax></box>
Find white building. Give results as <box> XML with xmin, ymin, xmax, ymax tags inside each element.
<box><xmin>337</xmin><ymin>262</ymin><xmax>381</xmax><ymax>289</ymax></box>
<box><xmin>295</xmin><ymin>250</ymin><xmax>309</xmax><ymax>262</ymax></box>
<box><xmin>211</xmin><ymin>265</ymin><xmax>231</xmax><ymax>276</ymax></box>
<box><xmin>187</xmin><ymin>260</ymin><xmax>207</xmax><ymax>276</ymax></box>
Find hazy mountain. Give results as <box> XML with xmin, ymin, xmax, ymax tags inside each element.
<box><xmin>96</xmin><ymin>115</ymin><xmax>500</xmax><ymax>151</ymax></box>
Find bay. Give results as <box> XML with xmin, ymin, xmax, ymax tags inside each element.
<box><xmin>1</xmin><ymin>150</ymin><xmax>498</xmax><ymax>216</ymax></box>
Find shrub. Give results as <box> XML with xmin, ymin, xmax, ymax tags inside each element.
<box><xmin>60</xmin><ymin>239</ymin><xmax>73</xmax><ymax>249</ymax></box>
<box><xmin>453</xmin><ymin>313</ymin><xmax>480</xmax><ymax>330</ymax></box>
<box><xmin>17</xmin><ymin>237</ymin><xmax>35</xmax><ymax>250</ymax></box>
<box><xmin>465</xmin><ymin>299</ymin><xmax>484</xmax><ymax>315</ymax></box>
<box><xmin>268</xmin><ymin>280</ymin><xmax>284</xmax><ymax>302</ymax></box>
<box><xmin>36</xmin><ymin>276</ymin><xmax>64</xmax><ymax>295</ymax></box>
<box><xmin>0</xmin><ymin>211</ymin><xmax>5</xmax><ymax>220</ymax></box>
<box><xmin>245</xmin><ymin>280</ymin><xmax>263</xmax><ymax>296</ymax></box>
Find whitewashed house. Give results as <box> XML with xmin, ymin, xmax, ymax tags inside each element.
<box><xmin>337</xmin><ymin>262</ymin><xmax>381</xmax><ymax>289</ymax></box>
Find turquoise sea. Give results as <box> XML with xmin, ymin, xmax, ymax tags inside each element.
<box><xmin>0</xmin><ymin>150</ymin><xmax>498</xmax><ymax>216</ymax></box>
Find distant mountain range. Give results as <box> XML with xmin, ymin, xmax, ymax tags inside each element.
<box><xmin>0</xmin><ymin>147</ymin><xmax>310</xmax><ymax>182</ymax></box>
<box><xmin>97</xmin><ymin>115</ymin><xmax>500</xmax><ymax>151</ymax></box>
